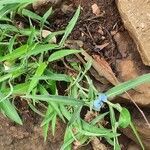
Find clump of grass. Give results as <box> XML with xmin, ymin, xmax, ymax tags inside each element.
<box><xmin>0</xmin><ymin>1</ymin><xmax>150</xmax><ymax>150</ymax></box>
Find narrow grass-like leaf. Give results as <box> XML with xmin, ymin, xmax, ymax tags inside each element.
<box><xmin>61</xmin><ymin>127</ymin><xmax>73</xmax><ymax>150</ymax></box>
<box><xmin>48</xmin><ymin>49</ymin><xmax>81</xmax><ymax>62</ymax></box>
<box><xmin>0</xmin><ymin>24</ymin><xmax>39</xmax><ymax>36</ymax></box>
<box><xmin>0</xmin><ymin>24</ymin><xmax>18</xmax><ymax>32</ymax></box>
<box><xmin>27</xmin><ymin>62</ymin><xmax>47</xmax><ymax>94</ymax></box>
<box><xmin>82</xmin><ymin>120</ymin><xmax>118</xmax><ymax>138</ymax></box>
<box><xmin>27</xmin><ymin>27</ymin><xmax>36</xmax><ymax>46</ymax></box>
<box><xmin>130</xmin><ymin>122</ymin><xmax>145</xmax><ymax>150</ymax></box>
<box><xmin>41</xmin><ymin>115</ymin><xmax>53</xmax><ymax>127</ymax></box>
<box><xmin>41</xmin><ymin>7</ymin><xmax>52</xmax><ymax>28</ymax></box>
<box><xmin>0</xmin><ymin>4</ymin><xmax>18</xmax><ymax>18</ymax></box>
<box><xmin>59</xmin><ymin>6</ymin><xmax>80</xmax><ymax>46</ymax></box>
<box><xmin>23</xmin><ymin>95</ymin><xmax>84</xmax><ymax>106</ymax></box>
<box><xmin>68</xmin><ymin>106</ymin><xmax>82</xmax><ymax>126</ymax></box>
<box><xmin>60</xmin><ymin>105</ymin><xmax>71</xmax><ymax>121</ymax></box>
<box><xmin>28</xmin><ymin>102</ymin><xmax>44</xmax><ymax>116</ymax></box>
<box><xmin>78</xmin><ymin>129</ymin><xmax>108</xmax><ymax>136</ymax></box>
<box><xmin>2</xmin><ymin>82</ymin><xmax>29</xmax><ymax>95</ymax></box>
<box><xmin>0</xmin><ymin>99</ymin><xmax>22</xmax><ymax>125</ymax></box>
<box><xmin>118</xmin><ymin>108</ymin><xmax>131</xmax><ymax>128</ymax></box>
<box><xmin>39</xmin><ymin>85</ymin><xmax>65</xmax><ymax>122</ymax></box>
<box><xmin>0</xmin><ymin>44</ymin><xmax>28</xmax><ymax>62</ymax></box>
<box><xmin>41</xmin><ymin>106</ymin><xmax>53</xmax><ymax>126</ymax></box>
<box><xmin>50</xmin><ymin>102</ymin><xmax>65</xmax><ymax>122</ymax></box>
<box><xmin>51</xmin><ymin>114</ymin><xmax>57</xmax><ymax>136</ymax></box>
<box><xmin>106</xmin><ymin>73</ymin><xmax>150</xmax><ymax>98</ymax></box>
<box><xmin>43</xmin><ymin>122</ymin><xmax>50</xmax><ymax>141</ymax></box>
<box><xmin>32</xmin><ymin>73</ymin><xmax>72</xmax><ymax>82</ymax></box>
<box><xmin>22</xmin><ymin>43</ymin><xmax>59</xmax><ymax>58</ymax></box>
<box><xmin>22</xmin><ymin>9</ymin><xmax>43</xmax><ymax>22</ymax></box>
<box><xmin>8</xmin><ymin>35</ymin><xmax>17</xmax><ymax>53</ymax></box>
<box><xmin>91</xmin><ymin>112</ymin><xmax>109</xmax><ymax>125</ymax></box>
<box><xmin>109</xmin><ymin>105</ymin><xmax>116</xmax><ymax>127</ymax></box>
<box><xmin>0</xmin><ymin>0</ymin><xmax>35</xmax><ymax>5</ymax></box>
<box><xmin>0</xmin><ymin>74</ymin><xmax>12</xmax><ymax>83</ymax></box>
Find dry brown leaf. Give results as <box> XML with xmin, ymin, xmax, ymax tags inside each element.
<box><xmin>41</xmin><ymin>30</ymin><xmax>56</xmax><ymax>43</ymax></box>
<box><xmin>98</xmin><ymin>26</ymin><xmax>104</xmax><ymax>35</ymax></box>
<box><xmin>95</xmin><ymin>43</ymin><xmax>109</xmax><ymax>51</ymax></box>
<box><xmin>91</xmin><ymin>137</ymin><xmax>107</xmax><ymax>150</ymax></box>
<box><xmin>91</xmin><ymin>3</ymin><xmax>100</xmax><ymax>16</ymax></box>
<box><xmin>81</xmin><ymin>50</ymin><xmax>119</xmax><ymax>85</ymax></box>
<box><xmin>84</xmin><ymin>111</ymin><xmax>97</xmax><ymax>122</ymax></box>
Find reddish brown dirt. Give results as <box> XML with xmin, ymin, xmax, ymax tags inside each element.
<box><xmin>0</xmin><ymin>114</ymin><xmax>65</xmax><ymax>150</ymax></box>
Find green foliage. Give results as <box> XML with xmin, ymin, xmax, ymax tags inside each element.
<box><xmin>118</xmin><ymin>108</ymin><xmax>131</xmax><ymax>128</ymax></box>
<box><xmin>106</xmin><ymin>73</ymin><xmax>150</xmax><ymax>98</ymax></box>
<box><xmin>48</xmin><ymin>49</ymin><xmax>81</xmax><ymax>62</ymax></box>
<box><xmin>0</xmin><ymin>99</ymin><xmax>22</xmax><ymax>125</ymax></box>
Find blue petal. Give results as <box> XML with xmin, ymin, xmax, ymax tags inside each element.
<box><xmin>93</xmin><ymin>94</ymin><xmax>108</xmax><ymax>111</ymax></box>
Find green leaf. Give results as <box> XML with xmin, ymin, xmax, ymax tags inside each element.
<box><xmin>27</xmin><ymin>62</ymin><xmax>47</xmax><ymax>94</ymax></box>
<box><xmin>41</xmin><ymin>114</ymin><xmax>54</xmax><ymax>127</ymax></box>
<box><xmin>0</xmin><ymin>74</ymin><xmax>12</xmax><ymax>83</ymax></box>
<box><xmin>8</xmin><ymin>35</ymin><xmax>17</xmax><ymax>53</ymax></box>
<box><xmin>59</xmin><ymin>6</ymin><xmax>80</xmax><ymax>46</ymax></box>
<box><xmin>22</xmin><ymin>43</ymin><xmax>59</xmax><ymax>58</ymax></box>
<box><xmin>0</xmin><ymin>0</ymin><xmax>35</xmax><ymax>6</ymax></box>
<box><xmin>22</xmin><ymin>9</ymin><xmax>43</xmax><ymax>22</ymax></box>
<box><xmin>0</xmin><ymin>3</ymin><xmax>18</xmax><ymax>19</ymax></box>
<box><xmin>43</xmin><ymin>122</ymin><xmax>50</xmax><ymax>141</ymax></box>
<box><xmin>38</xmin><ymin>85</ymin><xmax>65</xmax><ymax>122</ymax></box>
<box><xmin>0</xmin><ymin>99</ymin><xmax>22</xmax><ymax>125</ymax></box>
<box><xmin>32</xmin><ymin>73</ymin><xmax>72</xmax><ymax>82</ymax></box>
<box><xmin>60</xmin><ymin>105</ymin><xmax>71</xmax><ymax>121</ymax></box>
<box><xmin>41</xmin><ymin>7</ymin><xmax>52</xmax><ymax>28</ymax></box>
<box><xmin>51</xmin><ymin>114</ymin><xmax>57</xmax><ymax>136</ymax></box>
<box><xmin>91</xmin><ymin>112</ymin><xmax>109</xmax><ymax>125</ymax></box>
<box><xmin>68</xmin><ymin>106</ymin><xmax>82</xmax><ymax>126</ymax></box>
<box><xmin>2</xmin><ymin>82</ymin><xmax>29</xmax><ymax>95</ymax></box>
<box><xmin>27</xmin><ymin>27</ymin><xmax>36</xmax><ymax>46</ymax></box>
<box><xmin>28</xmin><ymin>102</ymin><xmax>44</xmax><ymax>116</ymax></box>
<box><xmin>130</xmin><ymin>122</ymin><xmax>145</xmax><ymax>150</ymax></box>
<box><xmin>61</xmin><ymin>127</ymin><xmax>73</xmax><ymax>150</ymax></box>
<box><xmin>118</xmin><ymin>108</ymin><xmax>131</xmax><ymax>128</ymax></box>
<box><xmin>0</xmin><ymin>44</ymin><xmax>28</xmax><ymax>62</ymax></box>
<box><xmin>109</xmin><ymin>105</ymin><xmax>116</xmax><ymax>127</ymax></box>
<box><xmin>106</xmin><ymin>73</ymin><xmax>150</xmax><ymax>98</ymax></box>
<box><xmin>82</xmin><ymin>120</ymin><xmax>119</xmax><ymax>138</ymax></box>
<box><xmin>23</xmin><ymin>95</ymin><xmax>84</xmax><ymax>106</ymax></box>
<box><xmin>78</xmin><ymin>129</ymin><xmax>108</xmax><ymax>136</ymax></box>
<box><xmin>48</xmin><ymin>49</ymin><xmax>81</xmax><ymax>62</ymax></box>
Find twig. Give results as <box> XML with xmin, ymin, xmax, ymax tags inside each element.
<box><xmin>85</xmin><ymin>24</ymin><xmax>96</xmax><ymax>45</ymax></box>
<box><xmin>125</xmin><ymin>92</ymin><xmax>150</xmax><ymax>128</ymax></box>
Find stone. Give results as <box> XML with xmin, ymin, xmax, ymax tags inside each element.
<box><xmin>116</xmin><ymin>0</ymin><xmax>150</xmax><ymax>66</ymax></box>
<box><xmin>116</xmin><ymin>59</ymin><xmax>150</xmax><ymax>106</ymax></box>
<box><xmin>33</xmin><ymin>0</ymin><xmax>62</xmax><ymax>14</ymax></box>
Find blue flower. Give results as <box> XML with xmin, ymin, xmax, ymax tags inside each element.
<box><xmin>93</xmin><ymin>94</ymin><xmax>107</xmax><ymax>111</ymax></box>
